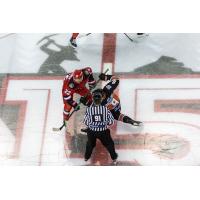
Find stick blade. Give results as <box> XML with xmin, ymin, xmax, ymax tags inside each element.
<box><xmin>52</xmin><ymin>127</ymin><xmax>61</xmax><ymax>132</ymax></box>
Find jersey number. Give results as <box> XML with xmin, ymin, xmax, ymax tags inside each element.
<box><xmin>94</xmin><ymin>115</ymin><xmax>102</xmax><ymax>122</ymax></box>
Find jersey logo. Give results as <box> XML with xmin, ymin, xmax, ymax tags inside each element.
<box><xmin>84</xmin><ymin>70</ymin><xmax>89</xmax><ymax>76</ymax></box>
<box><xmin>69</xmin><ymin>83</ymin><xmax>75</xmax><ymax>89</ymax></box>
<box><xmin>106</xmin><ymin>85</ymin><xmax>112</xmax><ymax>90</ymax></box>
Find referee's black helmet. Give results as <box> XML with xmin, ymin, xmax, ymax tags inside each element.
<box><xmin>92</xmin><ymin>89</ymin><xmax>103</xmax><ymax>105</ymax></box>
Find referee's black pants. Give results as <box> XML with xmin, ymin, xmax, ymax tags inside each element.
<box><xmin>85</xmin><ymin>129</ymin><xmax>118</xmax><ymax>161</ymax></box>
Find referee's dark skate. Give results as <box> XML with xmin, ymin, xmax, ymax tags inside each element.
<box><xmin>83</xmin><ymin>89</ymin><xmax>118</xmax><ymax>163</ymax></box>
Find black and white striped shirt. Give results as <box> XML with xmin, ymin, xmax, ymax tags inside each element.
<box><xmin>83</xmin><ymin>103</ymin><xmax>115</xmax><ymax>132</ymax></box>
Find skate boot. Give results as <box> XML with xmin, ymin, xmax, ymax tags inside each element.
<box><xmin>112</xmin><ymin>154</ymin><xmax>118</xmax><ymax>165</ymax></box>
<box><xmin>136</xmin><ymin>33</ymin><xmax>149</xmax><ymax>38</ymax></box>
<box><xmin>132</xmin><ymin>120</ymin><xmax>142</xmax><ymax>126</ymax></box>
<box><xmin>137</xmin><ymin>33</ymin><xmax>145</xmax><ymax>36</ymax></box>
<box><xmin>123</xmin><ymin>116</ymin><xmax>142</xmax><ymax>126</ymax></box>
<box><xmin>70</xmin><ymin>37</ymin><xmax>77</xmax><ymax>48</ymax></box>
<box><xmin>126</xmin><ymin>117</ymin><xmax>142</xmax><ymax>126</ymax></box>
<box><xmin>81</xmin><ymin>128</ymin><xmax>89</xmax><ymax>133</ymax></box>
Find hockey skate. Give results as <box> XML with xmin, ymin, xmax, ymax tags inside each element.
<box><xmin>112</xmin><ymin>159</ymin><xmax>118</xmax><ymax>165</ymax></box>
<box><xmin>81</xmin><ymin>128</ymin><xmax>89</xmax><ymax>133</ymax></box>
<box><xmin>132</xmin><ymin>120</ymin><xmax>142</xmax><ymax>126</ymax></box>
<box><xmin>136</xmin><ymin>33</ymin><xmax>149</xmax><ymax>38</ymax></box>
<box><xmin>112</xmin><ymin>154</ymin><xmax>118</xmax><ymax>165</ymax></box>
<box><xmin>126</xmin><ymin>118</ymin><xmax>142</xmax><ymax>126</ymax></box>
<box><xmin>70</xmin><ymin>37</ymin><xmax>77</xmax><ymax>48</ymax></box>
<box><xmin>123</xmin><ymin>116</ymin><xmax>142</xmax><ymax>126</ymax></box>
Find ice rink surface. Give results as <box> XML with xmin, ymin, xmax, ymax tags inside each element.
<box><xmin>1</xmin><ymin>33</ymin><xmax>200</xmax><ymax>165</ymax></box>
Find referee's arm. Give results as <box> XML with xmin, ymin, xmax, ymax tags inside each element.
<box><xmin>83</xmin><ymin>107</ymin><xmax>90</xmax><ymax>126</ymax></box>
<box><xmin>107</xmin><ymin>109</ymin><xmax>115</xmax><ymax>125</ymax></box>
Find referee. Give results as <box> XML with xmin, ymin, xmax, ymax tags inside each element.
<box><xmin>83</xmin><ymin>89</ymin><xmax>118</xmax><ymax>163</ymax></box>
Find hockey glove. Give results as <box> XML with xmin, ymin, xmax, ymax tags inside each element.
<box><xmin>99</xmin><ymin>73</ymin><xmax>106</xmax><ymax>81</ymax></box>
<box><xmin>80</xmin><ymin>96</ymin><xmax>88</xmax><ymax>106</ymax></box>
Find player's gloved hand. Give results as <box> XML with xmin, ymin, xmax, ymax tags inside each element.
<box><xmin>80</xmin><ymin>96</ymin><xmax>88</xmax><ymax>106</ymax></box>
<box><xmin>74</xmin><ymin>104</ymin><xmax>80</xmax><ymax>111</ymax></box>
<box><xmin>99</xmin><ymin>73</ymin><xmax>106</xmax><ymax>81</ymax></box>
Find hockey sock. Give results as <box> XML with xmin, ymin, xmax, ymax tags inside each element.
<box><xmin>72</xmin><ymin>33</ymin><xmax>79</xmax><ymax>39</ymax></box>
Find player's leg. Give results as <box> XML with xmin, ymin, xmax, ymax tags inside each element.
<box><xmin>70</xmin><ymin>33</ymin><xmax>79</xmax><ymax>48</ymax></box>
<box><xmin>84</xmin><ymin>131</ymin><xmax>96</xmax><ymax>161</ymax></box>
<box><xmin>110</xmin><ymin>105</ymin><xmax>142</xmax><ymax>126</ymax></box>
<box><xmin>99</xmin><ymin>129</ymin><xmax>118</xmax><ymax>161</ymax></box>
<box><xmin>111</xmin><ymin>109</ymin><xmax>121</xmax><ymax>121</ymax></box>
<box><xmin>119</xmin><ymin>113</ymin><xmax>142</xmax><ymax>126</ymax></box>
<box><xmin>72</xmin><ymin>33</ymin><xmax>79</xmax><ymax>39</ymax></box>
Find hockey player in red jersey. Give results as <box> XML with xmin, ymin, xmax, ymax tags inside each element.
<box><xmin>62</xmin><ymin>67</ymin><xmax>96</xmax><ymax>124</ymax></box>
<box><xmin>80</xmin><ymin>73</ymin><xmax>142</xmax><ymax>126</ymax></box>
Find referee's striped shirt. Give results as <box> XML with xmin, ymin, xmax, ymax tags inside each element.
<box><xmin>83</xmin><ymin>104</ymin><xmax>115</xmax><ymax>132</ymax></box>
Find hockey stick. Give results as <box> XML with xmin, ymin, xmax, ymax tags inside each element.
<box><xmin>52</xmin><ymin>68</ymin><xmax>109</xmax><ymax>132</ymax></box>
<box><xmin>78</xmin><ymin>33</ymin><xmax>91</xmax><ymax>38</ymax></box>
<box><xmin>52</xmin><ymin>124</ymin><xmax>65</xmax><ymax>132</ymax></box>
<box><xmin>124</xmin><ymin>33</ymin><xmax>134</xmax><ymax>42</ymax></box>
<box><xmin>0</xmin><ymin>33</ymin><xmax>16</xmax><ymax>40</ymax></box>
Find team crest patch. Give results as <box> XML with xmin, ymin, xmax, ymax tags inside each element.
<box><xmin>69</xmin><ymin>83</ymin><xmax>75</xmax><ymax>88</ymax></box>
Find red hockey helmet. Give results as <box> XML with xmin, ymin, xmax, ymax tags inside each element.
<box><xmin>73</xmin><ymin>69</ymin><xmax>83</xmax><ymax>83</ymax></box>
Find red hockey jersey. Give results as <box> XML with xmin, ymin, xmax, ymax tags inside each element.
<box><xmin>62</xmin><ymin>67</ymin><xmax>96</xmax><ymax>107</ymax></box>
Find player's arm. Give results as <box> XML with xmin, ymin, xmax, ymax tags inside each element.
<box><xmin>101</xmin><ymin>75</ymin><xmax>120</xmax><ymax>97</ymax></box>
<box><xmin>83</xmin><ymin>107</ymin><xmax>90</xmax><ymax>126</ymax></box>
<box><xmin>83</xmin><ymin>67</ymin><xmax>96</xmax><ymax>89</ymax></box>
<box><xmin>99</xmin><ymin>73</ymin><xmax>119</xmax><ymax>82</ymax></box>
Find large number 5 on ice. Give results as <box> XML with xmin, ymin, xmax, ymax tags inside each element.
<box><xmin>118</xmin><ymin>77</ymin><xmax>200</xmax><ymax>164</ymax></box>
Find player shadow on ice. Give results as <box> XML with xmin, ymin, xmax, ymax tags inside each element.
<box><xmin>37</xmin><ymin>38</ymin><xmax>80</xmax><ymax>75</ymax></box>
<box><xmin>131</xmin><ymin>56</ymin><xmax>200</xmax><ymax>75</ymax></box>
